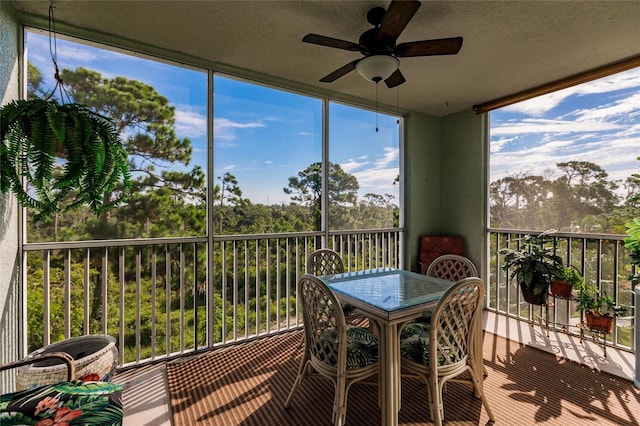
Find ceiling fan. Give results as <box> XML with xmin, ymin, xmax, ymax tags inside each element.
<box><xmin>302</xmin><ymin>0</ymin><xmax>463</xmax><ymax>88</ymax></box>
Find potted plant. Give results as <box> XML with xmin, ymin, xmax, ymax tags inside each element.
<box><xmin>576</xmin><ymin>284</ymin><xmax>626</xmax><ymax>333</ymax></box>
<box><xmin>550</xmin><ymin>265</ymin><xmax>584</xmax><ymax>298</ymax></box>
<box><xmin>624</xmin><ymin>217</ymin><xmax>640</xmax><ymax>288</ymax></box>
<box><xmin>499</xmin><ymin>231</ymin><xmax>563</xmax><ymax>305</ymax></box>
<box><xmin>0</xmin><ymin>3</ymin><xmax>130</xmax><ymax>222</ymax></box>
<box><xmin>1</xmin><ymin>98</ymin><xmax>131</xmax><ymax>221</ymax></box>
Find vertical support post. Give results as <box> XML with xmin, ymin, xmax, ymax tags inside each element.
<box><xmin>635</xmin><ymin>283</ymin><xmax>639</xmax><ymax>389</ymax></box>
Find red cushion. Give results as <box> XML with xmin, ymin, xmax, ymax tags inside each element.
<box><xmin>419</xmin><ymin>235</ymin><xmax>464</xmax><ymax>274</ymax></box>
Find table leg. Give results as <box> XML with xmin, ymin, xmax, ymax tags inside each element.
<box><xmin>378</xmin><ymin>321</ymin><xmax>400</xmax><ymax>426</ymax></box>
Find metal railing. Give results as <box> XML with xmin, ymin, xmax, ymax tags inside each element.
<box><xmin>488</xmin><ymin>228</ymin><xmax>637</xmax><ymax>354</ymax></box>
<box><xmin>22</xmin><ymin>229</ymin><xmax>402</xmax><ymax>368</ymax></box>
<box><xmin>23</xmin><ymin>227</ymin><xmax>635</xmax><ymax>369</ymax></box>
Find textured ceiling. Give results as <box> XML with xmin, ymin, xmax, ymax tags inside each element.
<box><xmin>9</xmin><ymin>0</ymin><xmax>640</xmax><ymax>117</ymax></box>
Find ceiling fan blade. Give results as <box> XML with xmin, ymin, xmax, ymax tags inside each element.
<box><xmin>394</xmin><ymin>37</ymin><xmax>463</xmax><ymax>57</ymax></box>
<box><xmin>302</xmin><ymin>34</ymin><xmax>363</xmax><ymax>52</ymax></box>
<box><xmin>377</xmin><ymin>0</ymin><xmax>421</xmax><ymax>42</ymax></box>
<box><xmin>319</xmin><ymin>60</ymin><xmax>359</xmax><ymax>82</ymax></box>
<box><xmin>385</xmin><ymin>69</ymin><xmax>406</xmax><ymax>88</ymax></box>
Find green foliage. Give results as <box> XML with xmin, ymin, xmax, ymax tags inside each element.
<box><xmin>284</xmin><ymin>161</ymin><xmax>359</xmax><ymax>230</ymax></box>
<box><xmin>499</xmin><ymin>231</ymin><xmax>563</xmax><ymax>296</ymax></box>
<box><xmin>1</xmin><ymin>98</ymin><xmax>131</xmax><ymax>221</ymax></box>
<box><xmin>576</xmin><ymin>284</ymin><xmax>626</xmax><ymax>317</ymax></box>
<box><xmin>555</xmin><ymin>265</ymin><xmax>584</xmax><ymax>289</ymax></box>
<box><xmin>490</xmin><ymin>160</ymin><xmax>627</xmax><ymax>232</ymax></box>
<box><xmin>623</xmin><ymin>215</ymin><xmax>640</xmax><ymax>287</ymax></box>
<box><xmin>623</xmin><ymin>156</ymin><xmax>640</xmax><ymax>286</ymax></box>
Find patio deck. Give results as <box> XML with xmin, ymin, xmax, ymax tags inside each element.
<box><xmin>113</xmin><ymin>311</ymin><xmax>636</xmax><ymax>425</ymax></box>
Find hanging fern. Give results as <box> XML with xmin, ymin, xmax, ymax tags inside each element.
<box><xmin>0</xmin><ymin>98</ymin><xmax>131</xmax><ymax>221</ymax></box>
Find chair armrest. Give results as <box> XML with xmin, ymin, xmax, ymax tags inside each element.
<box><xmin>0</xmin><ymin>352</ymin><xmax>75</xmax><ymax>381</ymax></box>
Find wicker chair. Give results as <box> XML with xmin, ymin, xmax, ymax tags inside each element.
<box><xmin>306</xmin><ymin>248</ymin><xmax>364</xmax><ymax>322</ymax></box>
<box><xmin>399</xmin><ymin>277</ymin><xmax>494</xmax><ymax>425</ymax></box>
<box><xmin>284</xmin><ymin>274</ymin><xmax>379</xmax><ymax>426</ymax></box>
<box><xmin>426</xmin><ymin>254</ymin><xmax>478</xmax><ymax>281</ymax></box>
<box><xmin>424</xmin><ymin>254</ymin><xmax>487</xmax><ymax>378</ymax></box>
<box><xmin>307</xmin><ymin>248</ymin><xmax>345</xmax><ymax>276</ymax></box>
<box><xmin>417</xmin><ymin>254</ymin><xmax>478</xmax><ymax>323</ymax></box>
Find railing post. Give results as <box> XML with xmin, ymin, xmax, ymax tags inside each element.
<box><xmin>635</xmin><ymin>283</ymin><xmax>639</xmax><ymax>389</ymax></box>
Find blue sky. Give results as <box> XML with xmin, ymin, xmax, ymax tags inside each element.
<box><xmin>26</xmin><ymin>29</ymin><xmax>638</xmax><ymax>205</ymax></box>
<box><xmin>490</xmin><ymin>67</ymin><xmax>640</xmax><ymax>192</ymax></box>
<box><xmin>26</xmin><ymin>29</ymin><xmax>400</xmax><ymax>206</ymax></box>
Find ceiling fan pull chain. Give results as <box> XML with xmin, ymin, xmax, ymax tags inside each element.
<box><xmin>375</xmin><ymin>82</ymin><xmax>379</xmax><ymax>132</ymax></box>
<box><xmin>396</xmin><ymin>86</ymin><xmax>400</xmax><ymax>123</ymax></box>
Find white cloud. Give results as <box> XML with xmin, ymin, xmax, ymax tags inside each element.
<box><xmin>490</xmin><ymin>136</ymin><xmax>516</xmax><ymax>153</ymax></box>
<box><xmin>353</xmin><ymin>167</ymin><xmax>399</xmax><ymax>193</ymax></box>
<box><xmin>344</xmin><ymin>148</ymin><xmax>400</xmax><ymax>193</ymax></box>
<box><xmin>174</xmin><ymin>107</ymin><xmax>206</xmax><ymax>139</ymax></box>
<box><xmin>375</xmin><ymin>147</ymin><xmax>399</xmax><ymax>167</ymax></box>
<box><xmin>341</xmin><ymin>158</ymin><xmax>369</xmax><ymax>174</ymax></box>
<box><xmin>573</xmin><ymin>92</ymin><xmax>640</xmax><ymax>122</ymax></box>
<box><xmin>214</xmin><ymin>117</ymin><xmax>265</xmax><ymax>142</ymax></box>
<box><xmin>492</xmin><ymin>118</ymin><xmax>620</xmax><ymax>135</ymax></box>
<box><xmin>491</xmin><ymin>134</ymin><xmax>639</xmax><ymax>185</ymax></box>
<box><xmin>500</xmin><ymin>68</ymin><xmax>640</xmax><ymax>116</ymax></box>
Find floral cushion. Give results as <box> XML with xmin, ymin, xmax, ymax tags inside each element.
<box><xmin>345</xmin><ymin>326</ymin><xmax>378</xmax><ymax>369</ymax></box>
<box><xmin>400</xmin><ymin>322</ymin><xmax>432</xmax><ymax>364</ymax></box>
<box><xmin>316</xmin><ymin>326</ymin><xmax>379</xmax><ymax>370</ymax></box>
<box><xmin>400</xmin><ymin>322</ymin><xmax>464</xmax><ymax>366</ymax></box>
<box><xmin>0</xmin><ymin>380</ymin><xmax>123</xmax><ymax>425</ymax></box>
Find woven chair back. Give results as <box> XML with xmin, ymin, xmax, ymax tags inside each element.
<box><xmin>298</xmin><ymin>274</ymin><xmax>347</xmax><ymax>369</ymax></box>
<box><xmin>430</xmin><ymin>277</ymin><xmax>483</xmax><ymax>371</ymax></box>
<box><xmin>307</xmin><ymin>249</ymin><xmax>345</xmax><ymax>276</ymax></box>
<box><xmin>426</xmin><ymin>254</ymin><xmax>478</xmax><ymax>282</ymax></box>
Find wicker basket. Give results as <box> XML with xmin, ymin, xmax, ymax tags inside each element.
<box><xmin>16</xmin><ymin>335</ymin><xmax>118</xmax><ymax>390</ymax></box>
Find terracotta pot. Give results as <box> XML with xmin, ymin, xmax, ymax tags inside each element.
<box><xmin>585</xmin><ymin>312</ymin><xmax>614</xmax><ymax>333</ymax></box>
<box><xmin>550</xmin><ymin>280</ymin><xmax>573</xmax><ymax>298</ymax></box>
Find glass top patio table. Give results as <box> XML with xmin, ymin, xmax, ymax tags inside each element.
<box><xmin>321</xmin><ymin>267</ymin><xmax>453</xmax><ymax>323</ymax></box>
<box><xmin>320</xmin><ymin>267</ymin><xmax>455</xmax><ymax>426</ymax></box>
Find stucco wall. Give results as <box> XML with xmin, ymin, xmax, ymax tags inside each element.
<box><xmin>403</xmin><ymin>109</ymin><xmax>487</xmax><ymax>277</ymax></box>
<box><xmin>0</xmin><ymin>1</ymin><xmax>21</xmax><ymax>393</ymax></box>
<box><xmin>403</xmin><ymin>111</ymin><xmax>442</xmax><ymax>272</ymax></box>
<box><xmin>440</xmin><ymin>109</ymin><xmax>487</xmax><ymax>278</ymax></box>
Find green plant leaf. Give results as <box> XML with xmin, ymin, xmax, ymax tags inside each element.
<box><xmin>0</xmin><ymin>98</ymin><xmax>131</xmax><ymax>221</ymax></box>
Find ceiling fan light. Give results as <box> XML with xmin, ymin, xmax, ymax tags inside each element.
<box><xmin>355</xmin><ymin>55</ymin><xmax>399</xmax><ymax>83</ymax></box>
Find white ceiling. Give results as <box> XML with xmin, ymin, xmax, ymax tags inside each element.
<box><xmin>9</xmin><ymin>0</ymin><xmax>640</xmax><ymax>117</ymax></box>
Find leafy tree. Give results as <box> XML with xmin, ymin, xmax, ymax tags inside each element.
<box><xmin>357</xmin><ymin>193</ymin><xmax>398</xmax><ymax>229</ymax></box>
<box><xmin>623</xmin><ymin>156</ymin><xmax>640</xmax><ymax>208</ymax></box>
<box><xmin>27</xmin><ymin>62</ymin><xmax>45</xmax><ymax>98</ymax></box>
<box><xmin>284</xmin><ymin>162</ymin><xmax>359</xmax><ymax>230</ymax></box>
<box><xmin>215</xmin><ymin>172</ymin><xmax>244</xmax><ymax>234</ymax></box>
<box><xmin>58</xmin><ymin>67</ymin><xmax>200</xmax><ymax>226</ymax></box>
<box><xmin>490</xmin><ymin>161</ymin><xmax>625</xmax><ymax>233</ymax></box>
